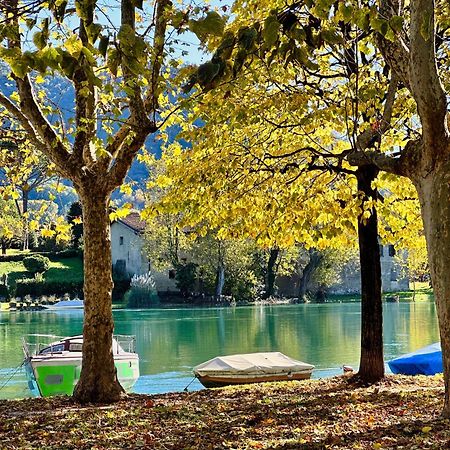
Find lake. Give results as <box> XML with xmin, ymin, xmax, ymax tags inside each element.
<box><xmin>0</xmin><ymin>299</ymin><xmax>439</xmax><ymax>399</ymax></box>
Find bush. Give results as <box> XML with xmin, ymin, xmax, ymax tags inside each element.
<box><xmin>112</xmin><ymin>278</ymin><xmax>131</xmax><ymax>301</ymax></box>
<box><xmin>0</xmin><ymin>284</ymin><xmax>9</xmax><ymax>300</ymax></box>
<box><xmin>14</xmin><ymin>279</ymin><xmax>83</xmax><ymax>297</ymax></box>
<box><xmin>124</xmin><ymin>271</ymin><xmax>159</xmax><ymax>308</ymax></box>
<box><xmin>23</xmin><ymin>255</ymin><xmax>50</xmax><ymax>275</ymax></box>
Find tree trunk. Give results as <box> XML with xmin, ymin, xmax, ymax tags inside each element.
<box><xmin>72</xmin><ymin>192</ymin><xmax>124</xmax><ymax>404</ymax></box>
<box><xmin>297</xmin><ymin>249</ymin><xmax>322</xmax><ymax>302</ymax></box>
<box><xmin>264</xmin><ymin>247</ymin><xmax>279</xmax><ymax>298</ymax></box>
<box><xmin>215</xmin><ymin>264</ymin><xmax>225</xmax><ymax>299</ymax></box>
<box><xmin>416</xmin><ymin>164</ymin><xmax>450</xmax><ymax>416</ymax></box>
<box><xmin>21</xmin><ymin>190</ymin><xmax>29</xmax><ymax>251</ymax></box>
<box><xmin>1</xmin><ymin>240</ymin><xmax>6</xmax><ymax>255</ymax></box>
<box><xmin>356</xmin><ymin>165</ymin><xmax>384</xmax><ymax>383</ymax></box>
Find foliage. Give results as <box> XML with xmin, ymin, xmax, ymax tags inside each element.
<box><xmin>66</xmin><ymin>201</ymin><xmax>83</xmax><ymax>249</ymax></box>
<box><xmin>22</xmin><ymin>254</ymin><xmax>50</xmax><ymax>275</ymax></box>
<box><xmin>0</xmin><ymin>197</ymin><xmax>22</xmax><ymax>253</ymax></box>
<box><xmin>174</xmin><ymin>262</ymin><xmax>197</xmax><ymax>297</ymax></box>
<box><xmin>125</xmin><ymin>271</ymin><xmax>160</xmax><ymax>308</ymax></box>
<box><xmin>0</xmin><ymin>283</ymin><xmax>9</xmax><ymax>299</ymax></box>
<box><xmin>14</xmin><ymin>278</ymin><xmax>83</xmax><ymax>298</ymax></box>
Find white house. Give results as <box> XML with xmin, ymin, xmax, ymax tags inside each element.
<box><xmin>111</xmin><ymin>212</ymin><xmax>149</xmax><ymax>277</ymax></box>
<box><xmin>110</xmin><ymin>212</ymin><xmax>178</xmax><ymax>291</ymax></box>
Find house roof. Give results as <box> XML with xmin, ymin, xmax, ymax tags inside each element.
<box><xmin>116</xmin><ymin>212</ymin><xmax>146</xmax><ymax>234</ymax></box>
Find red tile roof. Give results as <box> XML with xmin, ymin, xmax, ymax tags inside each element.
<box><xmin>118</xmin><ymin>212</ymin><xmax>146</xmax><ymax>233</ymax></box>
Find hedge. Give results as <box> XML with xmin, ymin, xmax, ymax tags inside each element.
<box><xmin>14</xmin><ymin>279</ymin><xmax>84</xmax><ymax>297</ymax></box>
<box><xmin>0</xmin><ymin>249</ymin><xmax>83</xmax><ymax>263</ymax></box>
<box><xmin>0</xmin><ymin>284</ymin><xmax>9</xmax><ymax>299</ymax></box>
<box><xmin>13</xmin><ymin>277</ymin><xmax>130</xmax><ymax>300</ymax></box>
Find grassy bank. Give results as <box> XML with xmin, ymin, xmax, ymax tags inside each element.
<box><xmin>0</xmin><ymin>375</ymin><xmax>448</xmax><ymax>449</ymax></box>
<box><xmin>0</xmin><ymin>257</ymin><xmax>83</xmax><ymax>286</ymax></box>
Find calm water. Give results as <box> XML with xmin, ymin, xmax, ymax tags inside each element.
<box><xmin>0</xmin><ymin>300</ymin><xmax>439</xmax><ymax>399</ymax></box>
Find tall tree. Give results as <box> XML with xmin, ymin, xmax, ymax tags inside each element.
<box><xmin>0</xmin><ymin>0</ymin><xmax>225</xmax><ymax>403</ymax></box>
<box><xmin>0</xmin><ymin>135</ymin><xmax>55</xmax><ymax>249</ymax></box>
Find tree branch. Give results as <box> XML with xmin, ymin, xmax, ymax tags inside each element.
<box><xmin>377</xmin><ymin>0</ymin><xmax>411</xmax><ymax>90</ymax></box>
<box><xmin>409</xmin><ymin>0</ymin><xmax>448</xmax><ymax>147</ymax></box>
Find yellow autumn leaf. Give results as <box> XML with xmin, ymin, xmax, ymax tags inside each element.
<box><xmin>41</xmin><ymin>228</ymin><xmax>56</xmax><ymax>238</ymax></box>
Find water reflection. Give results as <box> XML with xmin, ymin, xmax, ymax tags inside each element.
<box><xmin>0</xmin><ymin>301</ymin><xmax>440</xmax><ymax>399</ymax></box>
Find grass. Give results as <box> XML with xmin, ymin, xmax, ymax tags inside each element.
<box><xmin>0</xmin><ymin>375</ymin><xmax>448</xmax><ymax>449</ymax></box>
<box><xmin>0</xmin><ymin>256</ymin><xmax>83</xmax><ymax>285</ymax></box>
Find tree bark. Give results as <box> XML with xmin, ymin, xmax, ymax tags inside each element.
<box><xmin>356</xmin><ymin>165</ymin><xmax>384</xmax><ymax>383</ymax></box>
<box><xmin>415</xmin><ymin>163</ymin><xmax>450</xmax><ymax>416</ymax></box>
<box><xmin>21</xmin><ymin>190</ymin><xmax>29</xmax><ymax>251</ymax></box>
<box><xmin>72</xmin><ymin>191</ymin><xmax>124</xmax><ymax>403</ymax></box>
<box><xmin>264</xmin><ymin>247</ymin><xmax>279</xmax><ymax>298</ymax></box>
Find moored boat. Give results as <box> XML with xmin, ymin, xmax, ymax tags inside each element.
<box><xmin>194</xmin><ymin>352</ymin><xmax>314</xmax><ymax>388</ymax></box>
<box><xmin>22</xmin><ymin>334</ymin><xmax>139</xmax><ymax>397</ymax></box>
<box><xmin>388</xmin><ymin>342</ymin><xmax>442</xmax><ymax>375</ymax></box>
<box><xmin>44</xmin><ymin>299</ymin><xmax>84</xmax><ymax>310</ymax></box>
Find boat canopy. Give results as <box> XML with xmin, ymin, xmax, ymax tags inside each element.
<box><xmin>194</xmin><ymin>352</ymin><xmax>314</xmax><ymax>377</ymax></box>
<box><xmin>388</xmin><ymin>343</ymin><xmax>442</xmax><ymax>375</ymax></box>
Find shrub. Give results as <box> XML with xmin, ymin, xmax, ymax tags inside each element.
<box><xmin>175</xmin><ymin>262</ymin><xmax>198</xmax><ymax>297</ymax></box>
<box><xmin>0</xmin><ymin>284</ymin><xmax>9</xmax><ymax>300</ymax></box>
<box><xmin>112</xmin><ymin>278</ymin><xmax>131</xmax><ymax>301</ymax></box>
<box><xmin>124</xmin><ymin>271</ymin><xmax>159</xmax><ymax>308</ymax></box>
<box><xmin>23</xmin><ymin>255</ymin><xmax>50</xmax><ymax>275</ymax></box>
<box><xmin>14</xmin><ymin>279</ymin><xmax>83</xmax><ymax>297</ymax></box>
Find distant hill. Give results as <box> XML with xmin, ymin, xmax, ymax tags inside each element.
<box><xmin>0</xmin><ymin>72</ymin><xmax>181</xmax><ymax>208</ymax></box>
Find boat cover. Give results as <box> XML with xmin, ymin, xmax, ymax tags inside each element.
<box><xmin>388</xmin><ymin>343</ymin><xmax>442</xmax><ymax>375</ymax></box>
<box><xmin>194</xmin><ymin>352</ymin><xmax>314</xmax><ymax>377</ymax></box>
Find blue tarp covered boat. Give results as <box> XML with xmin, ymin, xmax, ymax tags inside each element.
<box><xmin>388</xmin><ymin>343</ymin><xmax>442</xmax><ymax>375</ymax></box>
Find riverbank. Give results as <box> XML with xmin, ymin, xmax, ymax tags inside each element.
<box><xmin>0</xmin><ymin>375</ymin><xmax>448</xmax><ymax>449</ymax></box>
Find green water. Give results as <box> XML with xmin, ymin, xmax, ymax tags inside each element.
<box><xmin>0</xmin><ymin>300</ymin><xmax>439</xmax><ymax>399</ymax></box>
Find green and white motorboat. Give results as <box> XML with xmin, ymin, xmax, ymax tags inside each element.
<box><xmin>22</xmin><ymin>334</ymin><xmax>140</xmax><ymax>397</ymax></box>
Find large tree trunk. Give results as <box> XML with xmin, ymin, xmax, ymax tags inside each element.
<box><xmin>264</xmin><ymin>247</ymin><xmax>279</xmax><ymax>298</ymax></box>
<box><xmin>416</xmin><ymin>165</ymin><xmax>450</xmax><ymax>416</ymax></box>
<box><xmin>356</xmin><ymin>165</ymin><xmax>384</xmax><ymax>383</ymax></box>
<box><xmin>72</xmin><ymin>192</ymin><xmax>124</xmax><ymax>403</ymax></box>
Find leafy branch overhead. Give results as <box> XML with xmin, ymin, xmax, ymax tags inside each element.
<box><xmin>183</xmin><ymin>1</ymin><xmax>404</xmax><ymax>93</ymax></box>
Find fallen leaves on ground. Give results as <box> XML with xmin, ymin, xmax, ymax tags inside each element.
<box><xmin>0</xmin><ymin>374</ymin><xmax>449</xmax><ymax>449</ymax></box>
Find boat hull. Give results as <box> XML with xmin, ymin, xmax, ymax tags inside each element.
<box><xmin>197</xmin><ymin>371</ymin><xmax>313</xmax><ymax>388</ymax></box>
<box><xmin>25</xmin><ymin>354</ymin><xmax>139</xmax><ymax>397</ymax></box>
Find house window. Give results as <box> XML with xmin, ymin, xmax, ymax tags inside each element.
<box><xmin>119</xmin><ymin>236</ymin><xmax>124</xmax><ymax>245</ymax></box>
<box><xmin>388</xmin><ymin>245</ymin><xmax>396</xmax><ymax>257</ymax></box>
<box><xmin>169</xmin><ymin>269</ymin><xmax>176</xmax><ymax>279</ymax></box>
<box><xmin>391</xmin><ymin>267</ymin><xmax>398</xmax><ymax>281</ymax></box>
<box><xmin>379</xmin><ymin>245</ymin><xmax>384</xmax><ymax>257</ymax></box>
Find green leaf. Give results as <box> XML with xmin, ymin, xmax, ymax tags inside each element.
<box><xmin>389</xmin><ymin>15</ymin><xmax>404</xmax><ymax>33</ymax></box>
<box><xmin>10</xmin><ymin>59</ymin><xmax>28</xmax><ymax>79</ymax></box>
<box><xmin>86</xmin><ymin>23</ymin><xmax>102</xmax><ymax>44</ymax></box>
<box><xmin>237</xmin><ymin>27</ymin><xmax>258</xmax><ymax>51</ymax></box>
<box><xmin>107</xmin><ymin>48</ymin><xmax>120</xmax><ymax>76</ymax></box>
<box><xmin>98</xmin><ymin>35</ymin><xmax>109</xmax><ymax>57</ymax></box>
<box><xmin>263</xmin><ymin>14</ymin><xmax>280</xmax><ymax>47</ymax></box>
<box><xmin>188</xmin><ymin>11</ymin><xmax>226</xmax><ymax>42</ymax></box>
<box><xmin>65</xmin><ymin>34</ymin><xmax>83</xmax><ymax>58</ymax></box>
